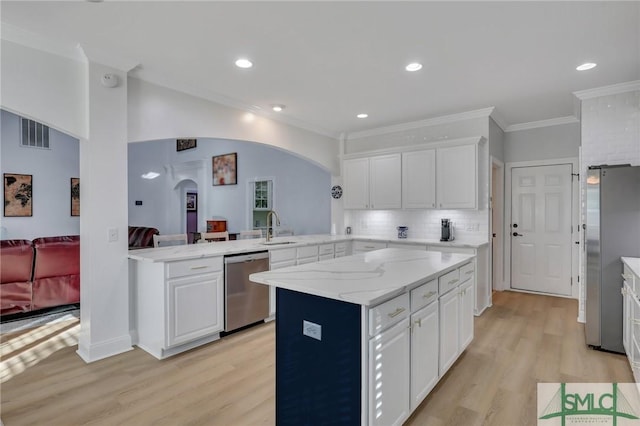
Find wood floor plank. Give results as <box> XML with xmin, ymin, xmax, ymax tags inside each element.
<box><xmin>1</xmin><ymin>291</ymin><xmax>634</xmax><ymax>425</ymax></box>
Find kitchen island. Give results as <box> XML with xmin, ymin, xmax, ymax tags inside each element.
<box><xmin>250</xmin><ymin>248</ymin><xmax>475</xmax><ymax>426</ymax></box>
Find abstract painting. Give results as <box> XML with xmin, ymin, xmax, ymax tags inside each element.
<box><xmin>212</xmin><ymin>153</ymin><xmax>237</xmax><ymax>186</ymax></box>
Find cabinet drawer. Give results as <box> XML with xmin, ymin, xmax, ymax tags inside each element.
<box><xmin>369</xmin><ymin>293</ymin><xmax>410</xmax><ymax>336</ymax></box>
<box><xmin>335</xmin><ymin>242</ymin><xmax>348</xmax><ymax>253</ymax></box>
<box><xmin>459</xmin><ymin>262</ymin><xmax>475</xmax><ymax>283</ymax></box>
<box><xmin>624</xmin><ymin>264</ymin><xmax>637</xmax><ymax>293</ymax></box>
<box><xmin>297</xmin><ymin>245</ymin><xmax>319</xmax><ymax>259</ymax></box>
<box><xmin>270</xmin><ymin>248</ymin><xmax>296</xmax><ymax>263</ymax></box>
<box><xmin>410</xmin><ymin>279</ymin><xmax>438</xmax><ymax>312</ymax></box>
<box><xmin>166</xmin><ymin>257</ymin><xmax>223</xmax><ymax>279</ymax></box>
<box><xmin>438</xmin><ymin>268</ymin><xmax>461</xmax><ymax>295</ymax></box>
<box><xmin>318</xmin><ymin>243</ymin><xmax>335</xmax><ymax>257</ymax></box>
<box><xmin>354</xmin><ymin>240</ymin><xmax>386</xmax><ymax>252</ymax></box>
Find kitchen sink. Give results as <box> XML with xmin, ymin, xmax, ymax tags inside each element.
<box><xmin>260</xmin><ymin>241</ymin><xmax>296</xmax><ymax>246</ymax></box>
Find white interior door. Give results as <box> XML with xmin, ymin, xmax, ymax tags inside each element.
<box><xmin>511</xmin><ymin>164</ymin><xmax>572</xmax><ymax>296</ymax></box>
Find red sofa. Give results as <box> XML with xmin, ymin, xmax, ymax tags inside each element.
<box><xmin>0</xmin><ymin>236</ymin><xmax>79</xmax><ymax>316</ymax></box>
<box><xmin>128</xmin><ymin>226</ymin><xmax>159</xmax><ymax>249</ymax></box>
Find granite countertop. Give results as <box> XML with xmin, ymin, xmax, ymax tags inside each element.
<box><xmin>128</xmin><ymin>234</ymin><xmax>488</xmax><ymax>263</ymax></box>
<box><xmin>250</xmin><ymin>248</ymin><xmax>475</xmax><ymax>306</ymax></box>
<box><xmin>622</xmin><ymin>257</ymin><xmax>640</xmax><ymax>278</ymax></box>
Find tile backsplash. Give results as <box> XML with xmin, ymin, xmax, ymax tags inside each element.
<box><xmin>344</xmin><ymin>209</ymin><xmax>489</xmax><ymax>240</ymax></box>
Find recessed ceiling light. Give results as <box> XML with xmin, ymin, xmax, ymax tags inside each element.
<box><xmin>405</xmin><ymin>62</ymin><xmax>423</xmax><ymax>72</ymax></box>
<box><xmin>235</xmin><ymin>58</ymin><xmax>253</xmax><ymax>69</ymax></box>
<box><xmin>357</xmin><ymin>113</ymin><xmax>368</xmax><ymax>119</ymax></box>
<box><xmin>141</xmin><ymin>172</ymin><xmax>160</xmax><ymax>180</ymax></box>
<box><xmin>576</xmin><ymin>62</ymin><xmax>597</xmax><ymax>71</ymax></box>
<box><xmin>272</xmin><ymin>105</ymin><xmax>285</xmax><ymax>112</ymax></box>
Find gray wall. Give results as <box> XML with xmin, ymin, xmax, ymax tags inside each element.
<box><xmin>504</xmin><ymin>122</ymin><xmax>580</xmax><ymax>163</ymax></box>
<box><xmin>129</xmin><ymin>138</ymin><xmax>331</xmax><ymax>236</ymax></box>
<box><xmin>489</xmin><ymin>117</ymin><xmax>505</xmax><ymax>162</ymax></box>
<box><xmin>0</xmin><ymin>109</ymin><xmax>80</xmax><ymax>240</ymax></box>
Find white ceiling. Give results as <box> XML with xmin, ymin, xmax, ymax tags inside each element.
<box><xmin>2</xmin><ymin>1</ymin><xmax>639</xmax><ymax>138</ymax></box>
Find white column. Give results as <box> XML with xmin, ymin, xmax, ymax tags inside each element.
<box><xmin>76</xmin><ymin>60</ymin><xmax>132</xmax><ymax>362</ymax></box>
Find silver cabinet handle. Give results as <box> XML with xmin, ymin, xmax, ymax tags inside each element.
<box><xmin>465</xmin><ymin>270</ymin><xmax>474</xmax><ymax>275</ymax></box>
<box><xmin>449</xmin><ymin>279</ymin><xmax>459</xmax><ymax>285</ymax></box>
<box><xmin>623</xmin><ymin>274</ymin><xmax>634</xmax><ymax>281</ymax></box>
<box><xmin>388</xmin><ymin>307</ymin><xmax>406</xmax><ymax>318</ymax></box>
<box><xmin>414</xmin><ymin>318</ymin><xmax>422</xmax><ymax>328</ymax></box>
<box><xmin>423</xmin><ymin>291</ymin><xmax>437</xmax><ymax>299</ymax></box>
<box><xmin>190</xmin><ymin>265</ymin><xmax>208</xmax><ymax>270</ymax></box>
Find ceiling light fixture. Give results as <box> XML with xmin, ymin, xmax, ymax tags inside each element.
<box><xmin>272</xmin><ymin>105</ymin><xmax>285</xmax><ymax>112</ymax></box>
<box><xmin>235</xmin><ymin>58</ymin><xmax>253</xmax><ymax>69</ymax></box>
<box><xmin>405</xmin><ymin>62</ymin><xmax>423</xmax><ymax>72</ymax></box>
<box><xmin>357</xmin><ymin>113</ymin><xmax>368</xmax><ymax>119</ymax></box>
<box><xmin>576</xmin><ymin>62</ymin><xmax>597</xmax><ymax>71</ymax></box>
<box><xmin>141</xmin><ymin>172</ymin><xmax>160</xmax><ymax>180</ymax></box>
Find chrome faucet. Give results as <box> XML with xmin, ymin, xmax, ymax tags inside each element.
<box><xmin>266</xmin><ymin>210</ymin><xmax>280</xmax><ymax>243</ymax></box>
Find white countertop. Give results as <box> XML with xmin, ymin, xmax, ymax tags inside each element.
<box><xmin>250</xmin><ymin>248</ymin><xmax>475</xmax><ymax>306</ymax></box>
<box><xmin>128</xmin><ymin>234</ymin><xmax>488</xmax><ymax>263</ymax></box>
<box><xmin>622</xmin><ymin>257</ymin><xmax>640</xmax><ymax>278</ymax></box>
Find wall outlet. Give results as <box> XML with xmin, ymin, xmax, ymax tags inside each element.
<box><xmin>303</xmin><ymin>320</ymin><xmax>322</xmax><ymax>341</ymax></box>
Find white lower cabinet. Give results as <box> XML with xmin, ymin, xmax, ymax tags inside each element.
<box><xmin>366</xmin><ymin>261</ymin><xmax>475</xmax><ymax>424</ymax></box>
<box><xmin>623</xmin><ymin>282</ymin><xmax>632</xmax><ymax>356</ymax></box>
<box><xmin>134</xmin><ymin>256</ymin><xmax>224</xmax><ymax>360</ymax></box>
<box><xmin>368</xmin><ymin>318</ymin><xmax>411</xmax><ymax>426</ymax></box>
<box><xmin>269</xmin><ymin>248</ymin><xmax>297</xmax><ymax>317</ymax></box>
<box><xmin>410</xmin><ymin>301</ymin><xmax>439</xmax><ymax>411</ymax></box>
<box><xmin>621</xmin><ymin>259</ymin><xmax>640</xmax><ymax>383</ymax></box>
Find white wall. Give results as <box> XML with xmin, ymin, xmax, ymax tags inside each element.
<box><xmin>127</xmin><ymin>78</ymin><xmax>340</xmax><ymax>175</ymax></box>
<box><xmin>489</xmin><ymin>118</ymin><xmax>505</xmax><ymax>162</ymax></box>
<box><xmin>0</xmin><ymin>109</ymin><xmax>80</xmax><ymax>240</ymax></box>
<box><xmin>0</xmin><ymin>40</ymin><xmax>87</xmax><ymax>139</ymax></box>
<box><xmin>504</xmin><ymin>122</ymin><xmax>580</xmax><ymax>163</ymax></box>
<box><xmin>128</xmin><ymin>138</ymin><xmax>331</xmax><ymax>235</ymax></box>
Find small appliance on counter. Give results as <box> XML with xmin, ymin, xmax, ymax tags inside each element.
<box><xmin>397</xmin><ymin>226</ymin><xmax>408</xmax><ymax>239</ymax></box>
<box><xmin>440</xmin><ymin>219</ymin><xmax>454</xmax><ymax>241</ymax></box>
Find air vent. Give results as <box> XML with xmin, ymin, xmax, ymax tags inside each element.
<box><xmin>20</xmin><ymin>118</ymin><xmax>50</xmax><ymax>149</ymax></box>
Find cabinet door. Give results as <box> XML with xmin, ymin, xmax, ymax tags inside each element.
<box><xmin>623</xmin><ymin>283</ymin><xmax>632</xmax><ymax>357</ymax></box>
<box><xmin>370</xmin><ymin>154</ymin><xmax>402</xmax><ymax>209</ymax></box>
<box><xmin>458</xmin><ymin>280</ymin><xmax>474</xmax><ymax>352</ymax></box>
<box><xmin>369</xmin><ymin>318</ymin><xmax>410</xmax><ymax>426</ymax></box>
<box><xmin>436</xmin><ymin>144</ymin><xmax>477</xmax><ymax>209</ymax></box>
<box><xmin>343</xmin><ymin>157</ymin><xmax>370</xmax><ymax>209</ymax></box>
<box><xmin>439</xmin><ymin>288</ymin><xmax>460</xmax><ymax>375</ymax></box>
<box><xmin>402</xmin><ymin>150</ymin><xmax>436</xmax><ymax>209</ymax></box>
<box><xmin>410</xmin><ymin>302</ymin><xmax>439</xmax><ymax>411</ymax></box>
<box><xmin>167</xmin><ymin>273</ymin><xmax>223</xmax><ymax>347</ymax></box>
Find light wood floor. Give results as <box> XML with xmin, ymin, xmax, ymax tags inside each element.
<box><xmin>0</xmin><ymin>291</ymin><xmax>633</xmax><ymax>425</ymax></box>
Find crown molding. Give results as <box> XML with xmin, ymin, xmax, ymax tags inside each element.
<box><xmin>504</xmin><ymin>116</ymin><xmax>579</xmax><ymax>133</ymax></box>
<box><xmin>1</xmin><ymin>22</ymin><xmax>86</xmax><ymax>62</ymax></box>
<box><xmin>346</xmin><ymin>107</ymin><xmax>496</xmax><ymax>140</ymax></box>
<box><xmin>488</xmin><ymin>109</ymin><xmax>508</xmax><ymax>131</ymax></box>
<box><xmin>79</xmin><ymin>44</ymin><xmax>139</xmax><ymax>72</ymax></box>
<box><xmin>573</xmin><ymin>80</ymin><xmax>640</xmax><ymax>100</ymax></box>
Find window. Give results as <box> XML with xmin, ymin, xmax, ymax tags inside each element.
<box><xmin>253</xmin><ymin>180</ymin><xmax>272</xmax><ymax>210</ymax></box>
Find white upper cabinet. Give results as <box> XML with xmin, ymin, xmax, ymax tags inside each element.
<box><xmin>402</xmin><ymin>150</ymin><xmax>436</xmax><ymax>209</ymax></box>
<box><xmin>436</xmin><ymin>144</ymin><xmax>477</xmax><ymax>209</ymax></box>
<box><xmin>343</xmin><ymin>157</ymin><xmax>370</xmax><ymax>209</ymax></box>
<box><xmin>370</xmin><ymin>154</ymin><xmax>402</xmax><ymax>209</ymax></box>
<box><xmin>343</xmin><ymin>154</ymin><xmax>401</xmax><ymax>209</ymax></box>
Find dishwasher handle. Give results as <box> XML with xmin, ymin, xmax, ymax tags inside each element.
<box><xmin>224</xmin><ymin>251</ymin><xmax>269</xmax><ymax>264</ymax></box>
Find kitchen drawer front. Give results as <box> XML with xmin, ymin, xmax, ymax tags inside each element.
<box><xmin>318</xmin><ymin>243</ymin><xmax>335</xmax><ymax>257</ymax></box>
<box><xmin>270</xmin><ymin>248</ymin><xmax>296</xmax><ymax>264</ymax></box>
<box><xmin>369</xmin><ymin>293</ymin><xmax>410</xmax><ymax>336</ymax></box>
<box><xmin>354</xmin><ymin>240</ymin><xmax>386</xmax><ymax>253</ymax></box>
<box><xmin>319</xmin><ymin>254</ymin><xmax>334</xmax><ymax>261</ymax></box>
<box><xmin>438</xmin><ymin>268</ymin><xmax>461</xmax><ymax>295</ymax></box>
<box><xmin>335</xmin><ymin>242</ymin><xmax>348</xmax><ymax>253</ymax></box>
<box><xmin>297</xmin><ymin>257</ymin><xmax>317</xmax><ymax>265</ymax></box>
<box><xmin>410</xmin><ymin>279</ymin><xmax>438</xmax><ymax>312</ymax></box>
<box><xmin>166</xmin><ymin>256</ymin><xmax>223</xmax><ymax>279</ymax></box>
<box><xmin>459</xmin><ymin>262</ymin><xmax>475</xmax><ymax>283</ymax></box>
<box><xmin>297</xmin><ymin>245</ymin><xmax>319</xmax><ymax>259</ymax></box>
<box><xmin>624</xmin><ymin>264</ymin><xmax>637</xmax><ymax>293</ymax></box>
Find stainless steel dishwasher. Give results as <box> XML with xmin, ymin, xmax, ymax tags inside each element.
<box><xmin>224</xmin><ymin>251</ymin><xmax>270</xmax><ymax>332</ymax></box>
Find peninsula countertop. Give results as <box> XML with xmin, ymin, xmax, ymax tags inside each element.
<box><xmin>622</xmin><ymin>257</ymin><xmax>640</xmax><ymax>278</ymax></box>
<box><xmin>128</xmin><ymin>234</ymin><xmax>488</xmax><ymax>263</ymax></box>
<box><xmin>249</xmin><ymin>248</ymin><xmax>475</xmax><ymax>306</ymax></box>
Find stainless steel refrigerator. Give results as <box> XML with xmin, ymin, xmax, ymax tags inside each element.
<box><xmin>585</xmin><ymin>165</ymin><xmax>640</xmax><ymax>353</ymax></box>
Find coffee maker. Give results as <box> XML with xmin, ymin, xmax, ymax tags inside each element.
<box><xmin>440</xmin><ymin>219</ymin><xmax>454</xmax><ymax>242</ymax></box>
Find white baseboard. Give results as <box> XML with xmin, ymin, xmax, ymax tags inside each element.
<box><xmin>76</xmin><ymin>334</ymin><xmax>133</xmax><ymax>363</ymax></box>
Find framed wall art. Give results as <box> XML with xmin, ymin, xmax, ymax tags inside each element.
<box><xmin>71</xmin><ymin>177</ymin><xmax>80</xmax><ymax>216</ymax></box>
<box><xmin>186</xmin><ymin>192</ymin><xmax>197</xmax><ymax>211</ymax></box>
<box><xmin>212</xmin><ymin>153</ymin><xmax>237</xmax><ymax>186</ymax></box>
<box><xmin>4</xmin><ymin>173</ymin><xmax>33</xmax><ymax>217</ymax></box>
<box><xmin>177</xmin><ymin>138</ymin><xmax>197</xmax><ymax>152</ymax></box>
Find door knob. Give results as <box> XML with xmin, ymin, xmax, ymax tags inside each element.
<box><xmin>513</xmin><ymin>232</ymin><xmax>523</xmax><ymax>237</ymax></box>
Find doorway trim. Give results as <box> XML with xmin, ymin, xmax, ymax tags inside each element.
<box><xmin>490</xmin><ymin>156</ymin><xmax>505</xmax><ymax>292</ymax></box>
<box><xmin>504</xmin><ymin>157</ymin><xmax>579</xmax><ymax>299</ymax></box>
